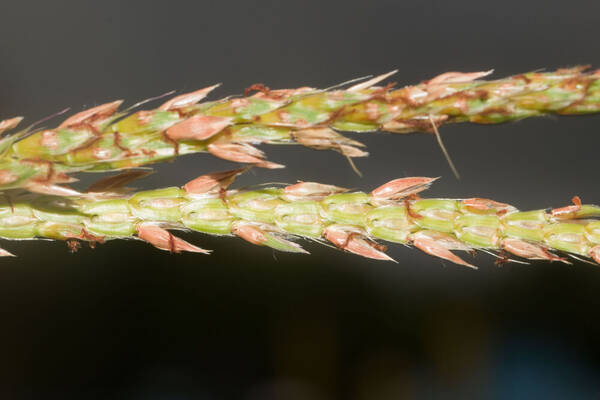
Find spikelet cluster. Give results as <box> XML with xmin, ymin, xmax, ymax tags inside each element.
<box><xmin>0</xmin><ymin>67</ymin><xmax>599</xmax><ymax>195</ymax></box>
<box><xmin>0</xmin><ymin>169</ymin><xmax>598</xmax><ymax>268</ymax></box>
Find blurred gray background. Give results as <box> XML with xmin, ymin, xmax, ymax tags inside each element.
<box><xmin>1</xmin><ymin>0</ymin><xmax>599</xmax><ymax>398</ymax></box>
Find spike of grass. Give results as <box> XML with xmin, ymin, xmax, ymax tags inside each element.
<box><xmin>0</xmin><ymin>66</ymin><xmax>599</xmax><ymax>192</ymax></box>
<box><xmin>0</xmin><ymin>174</ymin><xmax>598</xmax><ymax>268</ymax></box>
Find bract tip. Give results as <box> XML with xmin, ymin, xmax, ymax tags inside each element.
<box><xmin>58</xmin><ymin>100</ymin><xmax>123</xmax><ymax>128</ymax></box>
<box><xmin>348</xmin><ymin>70</ymin><xmax>398</xmax><ymax>92</ymax></box>
<box><xmin>159</xmin><ymin>84</ymin><xmax>221</xmax><ymax>111</ymax></box>
<box><xmin>370</xmin><ymin>177</ymin><xmax>437</xmax><ymax>202</ymax></box>
<box><xmin>137</xmin><ymin>224</ymin><xmax>211</xmax><ymax>254</ymax></box>
<box><xmin>0</xmin><ymin>117</ymin><xmax>24</xmax><ymax>135</ymax></box>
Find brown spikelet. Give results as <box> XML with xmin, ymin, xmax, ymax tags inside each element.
<box><xmin>183</xmin><ymin>167</ymin><xmax>248</xmax><ymax>195</ymax></box>
<box><xmin>159</xmin><ymin>84</ymin><xmax>220</xmax><ymax>111</ymax></box>
<box><xmin>136</xmin><ymin>224</ymin><xmax>211</xmax><ymax>254</ymax></box>
<box><xmin>0</xmin><ymin>117</ymin><xmax>23</xmax><ymax>135</ymax></box>
<box><xmin>323</xmin><ymin>226</ymin><xmax>394</xmax><ymax>261</ymax></box>
<box><xmin>165</xmin><ymin>115</ymin><xmax>231</xmax><ymax>141</ymax></box>
<box><xmin>86</xmin><ymin>170</ymin><xmax>153</xmax><ymax>193</ymax></box>
<box><xmin>58</xmin><ymin>100</ymin><xmax>123</xmax><ymax>129</ymax></box>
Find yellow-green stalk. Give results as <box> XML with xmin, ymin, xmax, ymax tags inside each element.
<box><xmin>0</xmin><ymin>66</ymin><xmax>599</xmax><ymax>193</ymax></box>
<box><xmin>0</xmin><ymin>169</ymin><xmax>598</xmax><ymax>268</ymax></box>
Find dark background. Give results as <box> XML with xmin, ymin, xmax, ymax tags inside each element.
<box><xmin>1</xmin><ymin>0</ymin><xmax>600</xmax><ymax>398</ymax></box>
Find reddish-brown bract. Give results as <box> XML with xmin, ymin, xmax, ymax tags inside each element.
<box><xmin>590</xmin><ymin>246</ymin><xmax>600</xmax><ymax>264</ymax></box>
<box><xmin>501</xmin><ymin>238</ymin><xmax>568</xmax><ymax>263</ymax></box>
<box><xmin>158</xmin><ymin>85</ymin><xmax>221</xmax><ymax>111</ymax></box>
<box><xmin>136</xmin><ymin>224</ymin><xmax>210</xmax><ymax>254</ymax></box>
<box><xmin>0</xmin><ymin>117</ymin><xmax>23</xmax><ymax>135</ymax></box>
<box><xmin>166</xmin><ymin>115</ymin><xmax>231</xmax><ymax>141</ymax></box>
<box><xmin>86</xmin><ymin>170</ymin><xmax>153</xmax><ymax>193</ymax></box>
<box><xmin>58</xmin><ymin>100</ymin><xmax>123</xmax><ymax>129</ymax></box>
<box><xmin>283</xmin><ymin>181</ymin><xmax>346</xmax><ymax>201</ymax></box>
<box><xmin>462</xmin><ymin>198</ymin><xmax>514</xmax><ymax>214</ymax></box>
<box><xmin>207</xmin><ymin>143</ymin><xmax>284</xmax><ymax>169</ymax></box>
<box><xmin>183</xmin><ymin>168</ymin><xmax>248</xmax><ymax>195</ymax></box>
<box><xmin>412</xmin><ymin>236</ymin><xmax>476</xmax><ymax>269</ymax></box>
<box><xmin>232</xmin><ymin>224</ymin><xmax>267</xmax><ymax>245</ymax></box>
<box><xmin>371</xmin><ymin>177</ymin><xmax>437</xmax><ymax>202</ymax></box>
<box><xmin>551</xmin><ymin>196</ymin><xmax>583</xmax><ymax>218</ymax></box>
<box><xmin>323</xmin><ymin>226</ymin><xmax>394</xmax><ymax>261</ymax></box>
